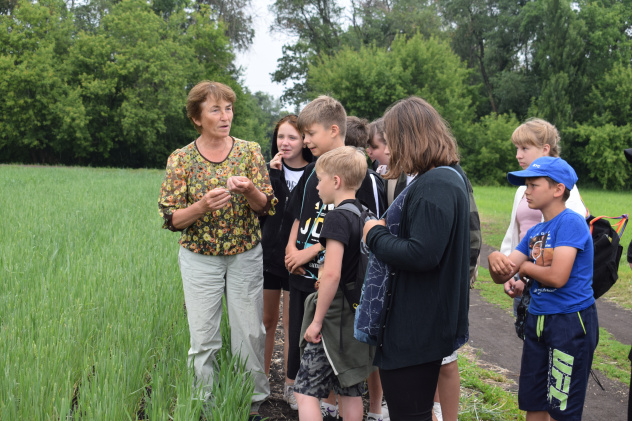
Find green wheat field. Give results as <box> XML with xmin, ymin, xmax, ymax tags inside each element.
<box><xmin>1</xmin><ymin>165</ymin><xmax>630</xmax><ymax>419</ymax></box>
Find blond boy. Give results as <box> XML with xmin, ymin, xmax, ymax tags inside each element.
<box><xmin>293</xmin><ymin>147</ymin><xmax>376</xmax><ymax>421</ymax></box>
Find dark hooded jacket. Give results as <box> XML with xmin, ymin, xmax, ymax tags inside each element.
<box><xmin>260</xmin><ymin>125</ymin><xmax>314</xmax><ymax>277</ymax></box>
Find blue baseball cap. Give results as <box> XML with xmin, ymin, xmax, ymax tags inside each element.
<box><xmin>507</xmin><ymin>156</ymin><xmax>578</xmax><ymax>190</ymax></box>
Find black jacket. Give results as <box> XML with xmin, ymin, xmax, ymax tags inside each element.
<box><xmin>260</xmin><ymin>127</ymin><xmax>313</xmax><ymax>277</ymax></box>
<box><xmin>366</xmin><ymin>165</ymin><xmax>470</xmax><ymax>370</ymax></box>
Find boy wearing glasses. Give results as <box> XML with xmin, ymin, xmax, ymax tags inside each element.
<box><xmin>488</xmin><ymin>156</ymin><xmax>598</xmax><ymax>421</ymax></box>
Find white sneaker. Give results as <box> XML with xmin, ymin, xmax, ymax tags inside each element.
<box><xmin>382</xmin><ymin>400</ymin><xmax>390</xmax><ymax>421</ymax></box>
<box><xmin>433</xmin><ymin>401</ymin><xmax>443</xmax><ymax>421</ymax></box>
<box><xmin>320</xmin><ymin>402</ymin><xmax>339</xmax><ymax>420</ymax></box>
<box><xmin>367</xmin><ymin>412</ymin><xmax>384</xmax><ymax>421</ymax></box>
<box><xmin>283</xmin><ymin>383</ymin><xmax>298</xmax><ymax>411</ymax></box>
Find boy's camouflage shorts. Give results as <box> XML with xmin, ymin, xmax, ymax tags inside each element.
<box><xmin>294</xmin><ymin>342</ymin><xmax>366</xmax><ymax>399</ymax></box>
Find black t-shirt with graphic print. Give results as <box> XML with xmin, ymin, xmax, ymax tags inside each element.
<box><xmin>287</xmin><ymin>162</ymin><xmax>384</xmax><ymax>292</ymax></box>
<box><xmin>318</xmin><ymin>199</ymin><xmax>363</xmax><ymax>294</ymax></box>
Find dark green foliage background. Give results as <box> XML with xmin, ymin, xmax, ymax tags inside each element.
<box><xmin>0</xmin><ymin>0</ymin><xmax>282</xmax><ymax>168</ymax></box>
<box><xmin>2</xmin><ymin>0</ymin><xmax>632</xmax><ymax>188</ymax></box>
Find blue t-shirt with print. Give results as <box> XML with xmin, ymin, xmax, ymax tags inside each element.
<box><xmin>516</xmin><ymin>208</ymin><xmax>594</xmax><ymax>315</ymax></box>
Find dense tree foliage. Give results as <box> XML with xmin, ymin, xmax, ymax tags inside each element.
<box><xmin>270</xmin><ymin>0</ymin><xmax>632</xmax><ymax>188</ymax></box>
<box><xmin>0</xmin><ymin>0</ymin><xmax>272</xmax><ymax>168</ymax></box>
<box><xmin>2</xmin><ymin>0</ymin><xmax>632</xmax><ymax>187</ymax></box>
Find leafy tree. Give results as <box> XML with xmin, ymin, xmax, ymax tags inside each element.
<box><xmin>0</xmin><ymin>0</ymin><xmax>18</xmax><ymax>14</ymax></box>
<box><xmin>269</xmin><ymin>0</ymin><xmax>344</xmax><ymax>106</ymax></box>
<box><xmin>522</xmin><ymin>0</ymin><xmax>585</xmax><ymax>130</ymax></box>
<box><xmin>270</xmin><ymin>0</ymin><xmax>443</xmax><ymax>107</ymax></box>
<box><xmin>460</xmin><ymin>113</ymin><xmax>519</xmax><ymax>185</ymax></box>
<box><xmin>438</xmin><ymin>0</ymin><xmax>530</xmax><ymax>117</ymax></box>
<box><xmin>194</xmin><ymin>0</ymin><xmax>254</xmax><ymax>51</ymax></box>
<box><xmin>568</xmin><ymin>63</ymin><xmax>632</xmax><ymax>189</ymax></box>
<box><xmin>346</xmin><ymin>0</ymin><xmax>443</xmax><ymax>49</ymax></box>
<box><xmin>0</xmin><ymin>0</ymin><xmax>272</xmax><ymax>168</ymax></box>
<box><xmin>308</xmin><ymin>34</ymin><xmax>476</xmax><ymax>145</ymax></box>
<box><xmin>0</xmin><ymin>0</ymin><xmax>85</xmax><ymax>163</ymax></box>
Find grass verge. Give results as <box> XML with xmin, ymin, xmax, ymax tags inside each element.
<box><xmin>458</xmin><ymin>347</ymin><xmax>524</xmax><ymax>420</ymax></box>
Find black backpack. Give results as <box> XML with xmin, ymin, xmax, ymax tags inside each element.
<box><xmin>336</xmin><ymin>202</ymin><xmax>375</xmax><ymax>312</ymax></box>
<box><xmin>588</xmin><ymin>214</ymin><xmax>628</xmax><ymax>299</ymax></box>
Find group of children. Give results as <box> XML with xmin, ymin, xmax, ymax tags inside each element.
<box><xmin>260</xmin><ymin>93</ymin><xmax>600</xmax><ymax>421</ymax></box>
<box><xmin>262</xmin><ymin>96</ymin><xmax>387</xmax><ymax>421</ymax></box>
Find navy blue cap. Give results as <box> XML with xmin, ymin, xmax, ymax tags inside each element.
<box><xmin>507</xmin><ymin>156</ymin><xmax>578</xmax><ymax>190</ymax></box>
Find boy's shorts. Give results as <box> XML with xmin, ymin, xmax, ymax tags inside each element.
<box><xmin>294</xmin><ymin>342</ymin><xmax>366</xmax><ymax>399</ymax></box>
<box><xmin>263</xmin><ymin>271</ymin><xmax>289</xmax><ymax>291</ymax></box>
<box><xmin>519</xmin><ymin>303</ymin><xmax>598</xmax><ymax>421</ymax></box>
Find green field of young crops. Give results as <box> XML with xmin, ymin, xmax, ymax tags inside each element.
<box><xmin>2</xmin><ymin>165</ymin><xmax>630</xmax><ymax>419</ymax></box>
<box><xmin>0</xmin><ymin>165</ymin><xmax>257</xmax><ymax>419</ymax></box>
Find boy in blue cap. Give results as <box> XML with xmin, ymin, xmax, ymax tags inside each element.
<box><xmin>488</xmin><ymin>156</ymin><xmax>598</xmax><ymax>421</ymax></box>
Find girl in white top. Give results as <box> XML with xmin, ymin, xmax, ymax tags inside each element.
<box><xmin>492</xmin><ymin>119</ymin><xmax>587</xmax><ymax>312</ymax></box>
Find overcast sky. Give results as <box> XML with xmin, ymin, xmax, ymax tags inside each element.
<box><xmin>235</xmin><ymin>0</ymin><xmax>352</xmax><ymax>100</ymax></box>
<box><xmin>234</xmin><ymin>0</ymin><xmax>294</xmax><ymax>99</ymax></box>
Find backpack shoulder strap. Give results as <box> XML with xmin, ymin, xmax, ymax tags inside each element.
<box><xmin>436</xmin><ymin>165</ymin><xmax>466</xmax><ymax>187</ymax></box>
<box><xmin>299</xmin><ymin>168</ymin><xmax>316</xmax><ymax>217</ymax></box>
<box><xmin>337</xmin><ymin>202</ymin><xmax>362</xmax><ymax>218</ymax></box>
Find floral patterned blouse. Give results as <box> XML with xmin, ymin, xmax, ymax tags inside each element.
<box><xmin>158</xmin><ymin>137</ymin><xmax>277</xmax><ymax>256</ymax></box>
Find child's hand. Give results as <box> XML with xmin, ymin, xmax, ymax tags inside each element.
<box><xmin>504</xmin><ymin>278</ymin><xmax>524</xmax><ymax>298</ymax></box>
<box><xmin>518</xmin><ymin>261</ymin><xmax>533</xmax><ymax>282</ymax></box>
<box><xmin>285</xmin><ymin>248</ymin><xmax>312</xmax><ymax>275</ymax></box>
<box><xmin>488</xmin><ymin>251</ymin><xmax>516</xmax><ymax>277</ymax></box>
<box><xmin>304</xmin><ymin>321</ymin><xmax>322</xmax><ymax>343</ymax></box>
<box><xmin>270</xmin><ymin>152</ymin><xmax>283</xmax><ymax>170</ymax></box>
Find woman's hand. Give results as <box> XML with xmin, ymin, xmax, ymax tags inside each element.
<box><xmin>270</xmin><ymin>152</ymin><xmax>284</xmax><ymax>170</ymax></box>
<box><xmin>363</xmin><ymin>219</ymin><xmax>385</xmax><ymax>243</ymax></box>
<box><xmin>171</xmin><ymin>187</ymin><xmax>230</xmax><ymax>229</ymax></box>
<box><xmin>227</xmin><ymin>175</ymin><xmax>268</xmax><ymax>212</ymax></box>
<box><xmin>199</xmin><ymin>187</ymin><xmax>232</xmax><ymax>212</ymax></box>
<box><xmin>227</xmin><ymin>176</ymin><xmax>254</xmax><ymax>195</ymax></box>
<box><xmin>304</xmin><ymin>320</ymin><xmax>322</xmax><ymax>343</ymax></box>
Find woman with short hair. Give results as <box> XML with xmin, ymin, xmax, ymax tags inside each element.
<box><xmin>158</xmin><ymin>80</ymin><xmax>276</xmax><ymax>417</ymax></box>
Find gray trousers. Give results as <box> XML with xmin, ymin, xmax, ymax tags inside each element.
<box><xmin>178</xmin><ymin>244</ymin><xmax>270</xmax><ymax>404</ymax></box>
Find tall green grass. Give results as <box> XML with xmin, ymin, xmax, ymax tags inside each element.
<box><xmin>473</xmin><ymin>185</ymin><xmax>632</xmax><ymax>309</ymax></box>
<box><xmin>0</xmin><ymin>165</ymin><xmax>252</xmax><ymax>419</ymax></box>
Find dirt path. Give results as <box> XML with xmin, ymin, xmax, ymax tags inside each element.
<box><xmin>259</xmin><ymin>245</ymin><xmax>632</xmax><ymax>420</ymax></box>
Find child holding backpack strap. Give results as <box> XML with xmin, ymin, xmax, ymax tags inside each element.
<box><xmin>294</xmin><ymin>146</ymin><xmax>376</xmax><ymax>421</ymax></box>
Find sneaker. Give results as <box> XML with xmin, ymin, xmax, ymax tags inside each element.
<box><xmin>248</xmin><ymin>415</ymin><xmax>263</xmax><ymax>421</ymax></box>
<box><xmin>366</xmin><ymin>413</ymin><xmax>383</xmax><ymax>421</ymax></box>
<box><xmin>433</xmin><ymin>401</ymin><xmax>443</xmax><ymax>421</ymax></box>
<box><xmin>321</xmin><ymin>402</ymin><xmax>340</xmax><ymax>420</ymax></box>
<box><xmin>283</xmin><ymin>383</ymin><xmax>298</xmax><ymax>411</ymax></box>
<box><xmin>381</xmin><ymin>400</ymin><xmax>390</xmax><ymax>421</ymax></box>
